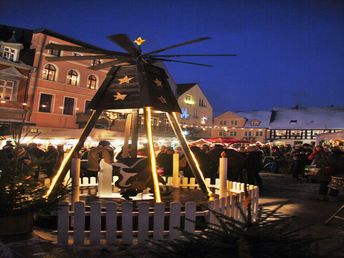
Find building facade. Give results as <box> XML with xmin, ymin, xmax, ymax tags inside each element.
<box><xmin>211</xmin><ymin>111</ymin><xmax>271</xmax><ymax>143</ymax></box>
<box><xmin>176</xmin><ymin>83</ymin><xmax>213</xmax><ymax>138</ymax></box>
<box><xmin>0</xmin><ymin>30</ymin><xmax>33</xmax><ymax>136</ymax></box>
<box><xmin>267</xmin><ymin>106</ymin><xmax>344</xmax><ymax>145</ymax></box>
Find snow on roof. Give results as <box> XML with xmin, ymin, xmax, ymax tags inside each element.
<box><xmin>269</xmin><ymin>106</ymin><xmax>344</xmax><ymax>129</ymax></box>
<box><xmin>236</xmin><ymin>110</ymin><xmax>272</xmax><ymax>128</ymax></box>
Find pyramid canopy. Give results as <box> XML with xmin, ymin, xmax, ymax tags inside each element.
<box><xmin>89</xmin><ymin>63</ymin><xmax>181</xmax><ymax>113</ymax></box>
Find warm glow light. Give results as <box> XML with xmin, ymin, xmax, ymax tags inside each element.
<box><xmin>145</xmin><ymin>107</ymin><xmax>161</xmax><ymax>203</ymax></box>
<box><xmin>168</xmin><ymin>112</ymin><xmax>212</xmax><ymax>197</ymax></box>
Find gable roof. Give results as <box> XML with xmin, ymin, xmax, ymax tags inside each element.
<box><xmin>236</xmin><ymin>110</ymin><xmax>272</xmax><ymax>128</ymax></box>
<box><xmin>176</xmin><ymin>83</ymin><xmax>197</xmax><ymax>96</ymax></box>
<box><xmin>269</xmin><ymin>106</ymin><xmax>344</xmax><ymax>129</ymax></box>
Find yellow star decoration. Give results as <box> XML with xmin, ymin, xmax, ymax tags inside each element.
<box><xmin>113</xmin><ymin>92</ymin><xmax>127</xmax><ymax>101</ymax></box>
<box><xmin>158</xmin><ymin>96</ymin><xmax>167</xmax><ymax>104</ymax></box>
<box><xmin>134</xmin><ymin>37</ymin><xmax>146</xmax><ymax>46</ymax></box>
<box><xmin>153</xmin><ymin>78</ymin><xmax>163</xmax><ymax>87</ymax></box>
<box><xmin>118</xmin><ymin>75</ymin><xmax>134</xmax><ymax>85</ymax></box>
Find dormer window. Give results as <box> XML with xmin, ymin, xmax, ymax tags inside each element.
<box><xmin>290</xmin><ymin>120</ymin><xmax>297</xmax><ymax>124</ymax></box>
<box><xmin>49</xmin><ymin>48</ymin><xmax>61</xmax><ymax>57</ymax></box>
<box><xmin>3</xmin><ymin>47</ymin><xmax>18</xmax><ymax>61</ymax></box>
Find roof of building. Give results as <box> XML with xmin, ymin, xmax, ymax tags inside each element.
<box><xmin>0</xmin><ymin>24</ymin><xmax>107</xmax><ymax>66</ymax></box>
<box><xmin>269</xmin><ymin>106</ymin><xmax>344</xmax><ymax>129</ymax></box>
<box><xmin>236</xmin><ymin>110</ymin><xmax>272</xmax><ymax>128</ymax></box>
<box><xmin>176</xmin><ymin>83</ymin><xmax>197</xmax><ymax>96</ymax></box>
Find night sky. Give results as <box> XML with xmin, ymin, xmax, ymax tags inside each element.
<box><xmin>1</xmin><ymin>0</ymin><xmax>343</xmax><ymax>115</ymax></box>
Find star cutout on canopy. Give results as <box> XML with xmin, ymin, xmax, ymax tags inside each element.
<box><xmin>153</xmin><ymin>78</ymin><xmax>163</xmax><ymax>87</ymax></box>
<box><xmin>134</xmin><ymin>37</ymin><xmax>146</xmax><ymax>46</ymax></box>
<box><xmin>118</xmin><ymin>75</ymin><xmax>134</xmax><ymax>85</ymax></box>
<box><xmin>113</xmin><ymin>92</ymin><xmax>127</xmax><ymax>101</ymax></box>
<box><xmin>158</xmin><ymin>96</ymin><xmax>167</xmax><ymax>104</ymax></box>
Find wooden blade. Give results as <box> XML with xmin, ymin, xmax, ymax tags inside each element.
<box><xmin>45</xmin><ymin>55</ymin><xmax>119</xmax><ymax>62</ymax></box>
<box><xmin>150</xmin><ymin>53</ymin><xmax>237</xmax><ymax>57</ymax></box>
<box><xmin>45</xmin><ymin>43</ymin><xmax>130</xmax><ymax>56</ymax></box>
<box><xmin>107</xmin><ymin>34</ymin><xmax>141</xmax><ymax>56</ymax></box>
<box><xmin>151</xmin><ymin>57</ymin><xmax>212</xmax><ymax>67</ymax></box>
<box><xmin>88</xmin><ymin>59</ymin><xmax>132</xmax><ymax>70</ymax></box>
<box><xmin>144</xmin><ymin>37</ymin><xmax>211</xmax><ymax>56</ymax></box>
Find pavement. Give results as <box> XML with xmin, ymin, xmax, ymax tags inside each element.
<box><xmin>1</xmin><ymin>172</ymin><xmax>344</xmax><ymax>257</ymax></box>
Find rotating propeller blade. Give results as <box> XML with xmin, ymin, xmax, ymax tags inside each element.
<box><xmin>150</xmin><ymin>53</ymin><xmax>237</xmax><ymax>58</ymax></box>
<box><xmin>151</xmin><ymin>57</ymin><xmax>213</xmax><ymax>67</ymax></box>
<box><xmin>45</xmin><ymin>55</ymin><xmax>121</xmax><ymax>62</ymax></box>
<box><xmin>144</xmin><ymin>37</ymin><xmax>211</xmax><ymax>56</ymax></box>
<box><xmin>107</xmin><ymin>34</ymin><xmax>141</xmax><ymax>56</ymax></box>
<box><xmin>88</xmin><ymin>59</ymin><xmax>132</xmax><ymax>70</ymax></box>
<box><xmin>45</xmin><ymin>43</ymin><xmax>130</xmax><ymax>56</ymax></box>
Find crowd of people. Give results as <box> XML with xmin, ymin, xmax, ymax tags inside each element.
<box><xmin>1</xmin><ymin>139</ymin><xmax>344</xmax><ymax>200</ymax></box>
<box><xmin>0</xmin><ymin>140</ymin><xmax>64</xmax><ymax>178</ymax></box>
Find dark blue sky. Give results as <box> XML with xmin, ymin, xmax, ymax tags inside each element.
<box><xmin>1</xmin><ymin>0</ymin><xmax>344</xmax><ymax>115</ymax></box>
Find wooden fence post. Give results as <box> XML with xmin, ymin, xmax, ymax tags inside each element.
<box><xmin>219</xmin><ymin>153</ymin><xmax>228</xmax><ymax>198</ymax></box>
<box><xmin>57</xmin><ymin>201</ymin><xmax>69</xmax><ymax>246</ymax></box>
<box><xmin>122</xmin><ymin>202</ymin><xmax>133</xmax><ymax>245</ymax></box>
<box><xmin>137</xmin><ymin>202</ymin><xmax>149</xmax><ymax>244</ymax></box>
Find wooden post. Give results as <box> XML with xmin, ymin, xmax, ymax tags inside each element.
<box><xmin>122</xmin><ymin>113</ymin><xmax>132</xmax><ymax>158</ymax></box>
<box><xmin>172</xmin><ymin>152</ymin><xmax>180</xmax><ymax>188</ymax></box>
<box><xmin>144</xmin><ymin>107</ymin><xmax>161</xmax><ymax>203</ymax></box>
<box><xmin>45</xmin><ymin>109</ymin><xmax>102</xmax><ymax>198</ymax></box>
<box><xmin>219</xmin><ymin>152</ymin><xmax>228</xmax><ymax>198</ymax></box>
<box><xmin>167</xmin><ymin>112</ymin><xmax>212</xmax><ymax>198</ymax></box>
<box><xmin>131</xmin><ymin>109</ymin><xmax>139</xmax><ymax>158</ymax></box>
<box><xmin>71</xmin><ymin>157</ymin><xmax>80</xmax><ymax>203</ymax></box>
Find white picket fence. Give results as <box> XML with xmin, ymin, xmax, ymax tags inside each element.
<box><xmin>56</xmin><ymin>178</ymin><xmax>259</xmax><ymax>246</ymax></box>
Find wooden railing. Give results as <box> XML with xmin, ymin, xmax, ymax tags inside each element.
<box><xmin>54</xmin><ymin>177</ymin><xmax>259</xmax><ymax>246</ymax></box>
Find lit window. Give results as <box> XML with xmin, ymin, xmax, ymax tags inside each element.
<box><xmin>3</xmin><ymin>46</ymin><xmax>18</xmax><ymax>61</ymax></box>
<box><xmin>87</xmin><ymin>75</ymin><xmax>97</xmax><ymax>89</ymax></box>
<box><xmin>39</xmin><ymin>94</ymin><xmax>53</xmax><ymax>113</ymax></box>
<box><xmin>0</xmin><ymin>80</ymin><xmax>14</xmax><ymax>100</ymax></box>
<box><xmin>184</xmin><ymin>94</ymin><xmax>194</xmax><ymax>104</ymax></box>
<box><xmin>67</xmin><ymin>70</ymin><xmax>79</xmax><ymax>86</ymax></box>
<box><xmin>91</xmin><ymin>59</ymin><xmax>102</xmax><ymax>66</ymax></box>
<box><xmin>73</xmin><ymin>52</ymin><xmax>82</xmax><ymax>56</ymax></box>
<box><xmin>42</xmin><ymin>64</ymin><xmax>57</xmax><ymax>81</ymax></box>
<box><xmin>63</xmin><ymin>97</ymin><xmax>75</xmax><ymax>115</ymax></box>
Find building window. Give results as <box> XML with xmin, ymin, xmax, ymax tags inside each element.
<box><xmin>255</xmin><ymin>131</ymin><xmax>263</xmax><ymax>137</ymax></box>
<box><xmin>230</xmin><ymin>131</ymin><xmax>237</xmax><ymax>136</ymax></box>
<box><xmin>63</xmin><ymin>97</ymin><xmax>75</xmax><ymax>115</ymax></box>
<box><xmin>73</xmin><ymin>52</ymin><xmax>82</xmax><ymax>56</ymax></box>
<box><xmin>42</xmin><ymin>64</ymin><xmax>57</xmax><ymax>81</ymax></box>
<box><xmin>219</xmin><ymin>131</ymin><xmax>226</xmax><ymax>137</ymax></box>
<box><xmin>0</xmin><ymin>80</ymin><xmax>14</xmax><ymax>100</ymax></box>
<box><xmin>91</xmin><ymin>59</ymin><xmax>102</xmax><ymax>66</ymax></box>
<box><xmin>244</xmin><ymin>131</ymin><xmax>252</xmax><ymax>137</ymax></box>
<box><xmin>39</xmin><ymin>93</ymin><xmax>53</xmax><ymax>113</ymax></box>
<box><xmin>184</xmin><ymin>94</ymin><xmax>194</xmax><ymax>104</ymax></box>
<box><xmin>3</xmin><ymin>46</ymin><xmax>18</xmax><ymax>61</ymax></box>
<box><xmin>231</xmin><ymin>120</ymin><xmax>238</xmax><ymax>126</ymax></box>
<box><xmin>199</xmin><ymin>99</ymin><xmax>206</xmax><ymax>107</ymax></box>
<box><xmin>67</xmin><ymin>70</ymin><xmax>79</xmax><ymax>86</ymax></box>
<box><xmin>220</xmin><ymin>120</ymin><xmax>226</xmax><ymax>126</ymax></box>
<box><xmin>87</xmin><ymin>75</ymin><xmax>97</xmax><ymax>89</ymax></box>
<box><xmin>290</xmin><ymin>120</ymin><xmax>297</xmax><ymax>124</ymax></box>
<box><xmin>49</xmin><ymin>48</ymin><xmax>61</xmax><ymax>57</ymax></box>
<box><xmin>84</xmin><ymin>100</ymin><xmax>92</xmax><ymax>114</ymax></box>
